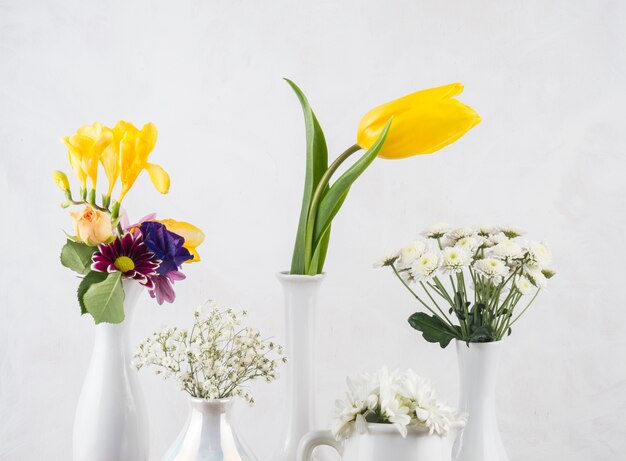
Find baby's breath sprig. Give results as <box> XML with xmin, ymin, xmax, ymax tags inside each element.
<box><xmin>133</xmin><ymin>301</ymin><xmax>286</xmax><ymax>405</ymax></box>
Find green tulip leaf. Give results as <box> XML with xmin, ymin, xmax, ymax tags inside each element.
<box><xmin>408</xmin><ymin>312</ymin><xmax>461</xmax><ymax>348</ymax></box>
<box><xmin>285</xmin><ymin>79</ymin><xmax>328</xmax><ymax>274</ymax></box>
<box><xmin>83</xmin><ymin>272</ymin><xmax>125</xmax><ymax>324</ymax></box>
<box><xmin>61</xmin><ymin>239</ymin><xmax>96</xmax><ymax>275</ymax></box>
<box><xmin>285</xmin><ymin>79</ymin><xmax>329</xmax><ymax>275</ymax></box>
<box><xmin>77</xmin><ymin>270</ymin><xmax>108</xmax><ymax>315</ymax></box>
<box><xmin>310</xmin><ymin>120</ymin><xmax>392</xmax><ymax>260</ymax></box>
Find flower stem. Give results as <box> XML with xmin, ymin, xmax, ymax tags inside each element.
<box><xmin>303</xmin><ymin>144</ymin><xmax>362</xmax><ymax>273</ymax></box>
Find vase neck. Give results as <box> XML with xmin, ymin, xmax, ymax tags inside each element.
<box><xmin>277</xmin><ymin>272</ymin><xmax>324</xmax><ymax>449</ymax></box>
<box><xmin>456</xmin><ymin>340</ymin><xmax>504</xmax><ymax>412</ymax></box>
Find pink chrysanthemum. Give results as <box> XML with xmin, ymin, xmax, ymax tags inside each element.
<box><xmin>91</xmin><ymin>232</ymin><xmax>160</xmax><ymax>289</ymax></box>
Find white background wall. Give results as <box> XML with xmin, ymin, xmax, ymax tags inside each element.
<box><xmin>1</xmin><ymin>0</ymin><xmax>625</xmax><ymax>459</ymax></box>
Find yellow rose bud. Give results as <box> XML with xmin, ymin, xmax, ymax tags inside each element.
<box><xmin>52</xmin><ymin>170</ymin><xmax>70</xmax><ymax>191</ymax></box>
<box><xmin>70</xmin><ymin>206</ymin><xmax>113</xmax><ymax>246</ymax></box>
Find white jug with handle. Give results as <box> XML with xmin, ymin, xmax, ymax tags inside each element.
<box><xmin>297</xmin><ymin>422</ymin><xmax>464</xmax><ymax>461</ymax></box>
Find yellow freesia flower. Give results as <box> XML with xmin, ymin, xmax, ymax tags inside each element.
<box><xmin>61</xmin><ymin>122</ymin><xmax>113</xmax><ymax>188</ymax></box>
<box><xmin>115</xmin><ymin>121</ymin><xmax>170</xmax><ymax>202</ymax></box>
<box><xmin>159</xmin><ymin>219</ymin><xmax>205</xmax><ymax>263</ymax></box>
<box><xmin>356</xmin><ymin>83</ymin><xmax>481</xmax><ymax>159</ymax></box>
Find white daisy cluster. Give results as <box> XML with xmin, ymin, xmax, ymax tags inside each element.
<box><xmin>377</xmin><ymin>223</ymin><xmax>554</xmax><ymax>288</ymax></box>
<box><xmin>133</xmin><ymin>301</ymin><xmax>286</xmax><ymax>405</ymax></box>
<box><xmin>376</xmin><ymin>224</ymin><xmax>555</xmax><ymax>343</ymax></box>
<box><xmin>332</xmin><ymin>367</ymin><xmax>463</xmax><ymax>441</ymax></box>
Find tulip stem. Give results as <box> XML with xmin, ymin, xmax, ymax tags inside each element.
<box><xmin>303</xmin><ymin>144</ymin><xmax>362</xmax><ymax>273</ymax></box>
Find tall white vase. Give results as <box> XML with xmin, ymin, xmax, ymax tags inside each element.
<box><xmin>453</xmin><ymin>340</ymin><xmax>508</xmax><ymax>461</ymax></box>
<box><xmin>73</xmin><ymin>280</ymin><xmax>149</xmax><ymax>461</ymax></box>
<box><xmin>274</xmin><ymin>272</ymin><xmax>325</xmax><ymax>461</ymax></box>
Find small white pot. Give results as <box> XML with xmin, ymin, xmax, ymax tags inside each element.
<box><xmin>298</xmin><ymin>423</ymin><xmax>464</xmax><ymax>461</ymax></box>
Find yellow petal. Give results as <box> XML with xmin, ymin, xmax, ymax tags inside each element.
<box><xmin>159</xmin><ymin>219</ymin><xmax>205</xmax><ymax>263</ymax></box>
<box><xmin>356</xmin><ymin>83</ymin><xmax>481</xmax><ymax>159</ymax></box>
<box><xmin>145</xmin><ymin>163</ymin><xmax>170</xmax><ymax>194</ymax></box>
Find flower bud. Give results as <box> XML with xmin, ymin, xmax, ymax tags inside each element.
<box><xmin>52</xmin><ymin>170</ymin><xmax>70</xmax><ymax>191</ymax></box>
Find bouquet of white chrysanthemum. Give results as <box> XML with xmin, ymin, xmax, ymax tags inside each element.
<box><xmin>377</xmin><ymin>224</ymin><xmax>555</xmax><ymax>347</ymax></box>
<box><xmin>133</xmin><ymin>302</ymin><xmax>286</xmax><ymax>405</ymax></box>
<box><xmin>332</xmin><ymin>367</ymin><xmax>464</xmax><ymax>440</ymax></box>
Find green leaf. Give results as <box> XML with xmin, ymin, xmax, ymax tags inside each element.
<box><xmin>285</xmin><ymin>79</ymin><xmax>328</xmax><ymax>275</ymax></box>
<box><xmin>61</xmin><ymin>240</ymin><xmax>97</xmax><ymax>275</ymax></box>
<box><xmin>77</xmin><ymin>271</ymin><xmax>108</xmax><ymax>315</ymax></box>
<box><xmin>309</xmin><ymin>223</ymin><xmax>332</xmax><ymax>274</ymax></box>
<box><xmin>83</xmin><ymin>272</ymin><xmax>125</xmax><ymax>324</ymax></box>
<box><xmin>408</xmin><ymin>312</ymin><xmax>461</xmax><ymax>348</ymax></box>
<box><xmin>466</xmin><ymin>324</ymin><xmax>497</xmax><ymax>344</ymax></box>
<box><xmin>311</xmin><ymin>120</ymin><xmax>392</xmax><ymax>259</ymax></box>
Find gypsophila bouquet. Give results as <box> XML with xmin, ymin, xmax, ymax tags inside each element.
<box><xmin>53</xmin><ymin>121</ymin><xmax>204</xmax><ymax>324</ymax></box>
<box><xmin>377</xmin><ymin>224</ymin><xmax>556</xmax><ymax>347</ymax></box>
<box><xmin>332</xmin><ymin>367</ymin><xmax>463</xmax><ymax>440</ymax></box>
<box><xmin>133</xmin><ymin>302</ymin><xmax>287</xmax><ymax>404</ymax></box>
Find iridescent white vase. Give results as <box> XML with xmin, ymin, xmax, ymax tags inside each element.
<box><xmin>73</xmin><ymin>280</ymin><xmax>149</xmax><ymax>461</ymax></box>
<box><xmin>162</xmin><ymin>398</ymin><xmax>257</xmax><ymax>461</ymax></box>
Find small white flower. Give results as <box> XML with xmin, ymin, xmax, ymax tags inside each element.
<box><xmin>524</xmin><ymin>263</ymin><xmax>548</xmax><ymax>288</ymax></box>
<box><xmin>374</xmin><ymin>250</ymin><xmax>400</xmax><ymax>268</ymax></box>
<box><xmin>515</xmin><ymin>276</ymin><xmax>534</xmax><ymax>295</ymax></box>
<box><xmin>487</xmin><ymin>232</ymin><xmax>509</xmax><ymax>246</ymax></box>
<box><xmin>398</xmin><ymin>241</ymin><xmax>427</xmax><ymax>267</ymax></box>
<box><xmin>474</xmin><ymin>257</ymin><xmax>509</xmax><ymax>280</ymax></box>
<box><xmin>527</xmin><ymin>242</ymin><xmax>551</xmax><ymax>266</ymax></box>
<box><xmin>491</xmin><ymin>240</ymin><xmax>523</xmax><ymax>259</ymax></box>
<box><xmin>442</xmin><ymin>247</ymin><xmax>471</xmax><ymax>273</ymax></box>
<box><xmin>455</xmin><ymin>236</ymin><xmax>480</xmax><ymax>252</ymax></box>
<box><xmin>500</xmin><ymin>225</ymin><xmax>524</xmax><ymax>238</ymax></box>
<box><xmin>410</xmin><ymin>252</ymin><xmax>440</xmax><ymax>280</ymax></box>
<box><xmin>423</xmin><ymin>222</ymin><xmax>450</xmax><ymax>239</ymax></box>
<box><xmin>447</xmin><ymin>227</ymin><xmax>475</xmax><ymax>242</ymax></box>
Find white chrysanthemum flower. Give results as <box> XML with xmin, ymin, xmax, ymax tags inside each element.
<box><xmin>477</xmin><ymin>225</ymin><xmax>499</xmax><ymax>237</ymax></box>
<box><xmin>423</xmin><ymin>222</ymin><xmax>450</xmax><ymax>239</ymax></box>
<box><xmin>487</xmin><ymin>232</ymin><xmax>509</xmax><ymax>247</ymax></box>
<box><xmin>500</xmin><ymin>225</ymin><xmax>524</xmax><ymax>238</ymax></box>
<box><xmin>410</xmin><ymin>252</ymin><xmax>440</xmax><ymax>280</ymax></box>
<box><xmin>527</xmin><ymin>242</ymin><xmax>551</xmax><ymax>266</ymax></box>
<box><xmin>515</xmin><ymin>276</ymin><xmax>534</xmax><ymax>295</ymax></box>
<box><xmin>398</xmin><ymin>241</ymin><xmax>427</xmax><ymax>267</ymax></box>
<box><xmin>374</xmin><ymin>250</ymin><xmax>400</xmax><ymax>268</ymax></box>
<box><xmin>455</xmin><ymin>236</ymin><xmax>480</xmax><ymax>252</ymax></box>
<box><xmin>442</xmin><ymin>247</ymin><xmax>471</xmax><ymax>273</ymax></box>
<box><xmin>524</xmin><ymin>263</ymin><xmax>548</xmax><ymax>288</ymax></box>
<box><xmin>447</xmin><ymin>227</ymin><xmax>475</xmax><ymax>242</ymax></box>
<box><xmin>491</xmin><ymin>240</ymin><xmax>523</xmax><ymax>259</ymax></box>
<box><xmin>474</xmin><ymin>257</ymin><xmax>509</xmax><ymax>280</ymax></box>
<box><xmin>332</xmin><ymin>367</ymin><xmax>464</xmax><ymax>440</ymax></box>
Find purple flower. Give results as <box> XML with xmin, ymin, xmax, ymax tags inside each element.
<box><xmin>149</xmin><ymin>271</ymin><xmax>186</xmax><ymax>305</ymax></box>
<box><xmin>91</xmin><ymin>232</ymin><xmax>160</xmax><ymax>289</ymax></box>
<box><xmin>139</xmin><ymin>222</ymin><xmax>193</xmax><ymax>275</ymax></box>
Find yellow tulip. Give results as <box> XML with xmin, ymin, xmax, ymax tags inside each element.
<box><xmin>61</xmin><ymin>122</ymin><xmax>113</xmax><ymax>188</ymax></box>
<box><xmin>52</xmin><ymin>170</ymin><xmax>70</xmax><ymax>191</ymax></box>
<box><xmin>115</xmin><ymin>121</ymin><xmax>170</xmax><ymax>202</ymax></box>
<box><xmin>159</xmin><ymin>219</ymin><xmax>205</xmax><ymax>263</ymax></box>
<box><xmin>356</xmin><ymin>83</ymin><xmax>481</xmax><ymax>159</ymax></box>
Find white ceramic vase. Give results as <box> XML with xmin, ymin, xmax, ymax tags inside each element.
<box><xmin>452</xmin><ymin>340</ymin><xmax>508</xmax><ymax>461</ymax></box>
<box><xmin>298</xmin><ymin>423</ymin><xmax>464</xmax><ymax>461</ymax></box>
<box><xmin>273</xmin><ymin>271</ymin><xmax>325</xmax><ymax>461</ymax></box>
<box><xmin>162</xmin><ymin>398</ymin><xmax>256</xmax><ymax>461</ymax></box>
<box><xmin>73</xmin><ymin>280</ymin><xmax>149</xmax><ymax>461</ymax></box>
